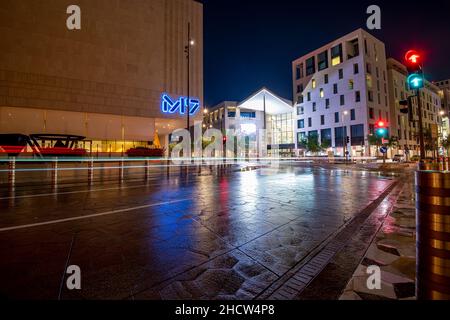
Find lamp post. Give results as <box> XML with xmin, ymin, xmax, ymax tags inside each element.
<box><xmin>185</xmin><ymin>22</ymin><xmax>195</xmax><ymax>132</ymax></box>
<box><xmin>342</xmin><ymin>110</ymin><xmax>348</xmax><ymax>162</ymax></box>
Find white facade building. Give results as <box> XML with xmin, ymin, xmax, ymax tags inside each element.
<box><xmin>292</xmin><ymin>29</ymin><xmax>390</xmax><ymax>157</ymax></box>
<box><xmin>205</xmin><ymin>88</ymin><xmax>295</xmax><ymax>156</ymax></box>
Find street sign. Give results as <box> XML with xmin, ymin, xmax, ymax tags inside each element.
<box><xmin>380</xmin><ymin>146</ymin><xmax>388</xmax><ymax>154</ymax></box>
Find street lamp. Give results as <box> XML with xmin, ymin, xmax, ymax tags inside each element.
<box><xmin>185</xmin><ymin>22</ymin><xmax>195</xmax><ymax>133</ymax></box>
<box><xmin>342</xmin><ymin>111</ymin><xmax>348</xmax><ymax>161</ymax></box>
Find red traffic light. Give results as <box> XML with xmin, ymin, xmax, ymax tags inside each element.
<box><xmin>405</xmin><ymin>50</ymin><xmax>421</xmax><ymax>65</ymax></box>
<box><xmin>377</xmin><ymin>120</ymin><xmax>386</xmax><ymax>128</ymax></box>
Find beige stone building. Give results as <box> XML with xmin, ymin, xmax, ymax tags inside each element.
<box><xmin>0</xmin><ymin>0</ymin><xmax>203</xmax><ymax>153</ymax></box>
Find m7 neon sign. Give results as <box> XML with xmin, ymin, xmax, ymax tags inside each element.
<box><xmin>161</xmin><ymin>94</ymin><xmax>200</xmax><ymax>116</ymax></box>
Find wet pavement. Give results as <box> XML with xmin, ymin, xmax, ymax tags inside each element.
<box><xmin>0</xmin><ymin>164</ymin><xmax>397</xmax><ymax>299</ymax></box>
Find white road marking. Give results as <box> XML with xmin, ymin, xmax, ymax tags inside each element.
<box><xmin>0</xmin><ymin>198</ymin><xmax>191</xmax><ymax>232</ymax></box>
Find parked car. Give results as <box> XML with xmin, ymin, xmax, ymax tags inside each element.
<box><xmin>393</xmin><ymin>154</ymin><xmax>405</xmax><ymax>162</ymax></box>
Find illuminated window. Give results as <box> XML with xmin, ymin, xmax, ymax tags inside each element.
<box><xmin>331</xmin><ymin>44</ymin><xmax>343</xmax><ymax>66</ymax></box>
<box><xmin>349</xmin><ymin>80</ymin><xmax>354</xmax><ymax>90</ymax></box>
<box><xmin>320</xmin><ymin>88</ymin><xmax>324</xmax><ymax>98</ymax></box>
<box><xmin>312</xmin><ymin>79</ymin><xmax>316</xmax><ymax>89</ymax></box>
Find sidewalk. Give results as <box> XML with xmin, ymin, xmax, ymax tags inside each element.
<box><xmin>340</xmin><ymin>173</ymin><xmax>416</xmax><ymax>300</ymax></box>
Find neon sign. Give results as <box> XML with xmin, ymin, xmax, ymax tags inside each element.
<box><xmin>161</xmin><ymin>94</ymin><xmax>200</xmax><ymax>116</ymax></box>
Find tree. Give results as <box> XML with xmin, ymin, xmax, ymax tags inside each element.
<box><xmin>305</xmin><ymin>134</ymin><xmax>322</xmax><ymax>154</ymax></box>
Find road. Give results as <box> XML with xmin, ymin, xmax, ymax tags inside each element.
<box><xmin>0</xmin><ymin>163</ymin><xmax>398</xmax><ymax>299</ymax></box>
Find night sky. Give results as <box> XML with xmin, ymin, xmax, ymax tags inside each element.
<box><xmin>202</xmin><ymin>0</ymin><xmax>450</xmax><ymax>106</ymax></box>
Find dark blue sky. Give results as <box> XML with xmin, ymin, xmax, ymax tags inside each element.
<box><xmin>203</xmin><ymin>0</ymin><xmax>450</xmax><ymax>106</ymax></box>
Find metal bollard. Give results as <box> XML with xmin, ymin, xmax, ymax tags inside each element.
<box><xmin>119</xmin><ymin>160</ymin><xmax>124</xmax><ymax>181</ymax></box>
<box><xmin>8</xmin><ymin>157</ymin><xmax>16</xmax><ymax>187</ymax></box>
<box><xmin>51</xmin><ymin>158</ymin><xmax>58</xmax><ymax>187</ymax></box>
<box><xmin>145</xmin><ymin>159</ymin><xmax>150</xmax><ymax>179</ymax></box>
<box><xmin>88</xmin><ymin>158</ymin><xmax>94</xmax><ymax>185</ymax></box>
<box><xmin>416</xmin><ymin>170</ymin><xmax>450</xmax><ymax>300</ymax></box>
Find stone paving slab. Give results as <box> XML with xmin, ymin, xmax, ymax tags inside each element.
<box><xmin>339</xmin><ymin>173</ymin><xmax>416</xmax><ymax>300</ymax></box>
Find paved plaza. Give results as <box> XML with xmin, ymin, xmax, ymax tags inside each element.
<box><xmin>0</xmin><ymin>164</ymin><xmax>402</xmax><ymax>299</ymax></box>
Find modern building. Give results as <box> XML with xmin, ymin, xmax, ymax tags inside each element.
<box><xmin>435</xmin><ymin>79</ymin><xmax>450</xmax><ymax>141</ymax></box>
<box><xmin>205</xmin><ymin>88</ymin><xmax>295</xmax><ymax>156</ymax></box>
<box><xmin>0</xmin><ymin>0</ymin><xmax>203</xmax><ymax>154</ymax></box>
<box><xmin>387</xmin><ymin>58</ymin><xmax>442</xmax><ymax>158</ymax></box>
<box><xmin>292</xmin><ymin>28</ymin><xmax>390</xmax><ymax>157</ymax></box>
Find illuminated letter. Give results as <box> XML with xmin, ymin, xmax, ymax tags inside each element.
<box><xmin>366</xmin><ymin>5</ymin><xmax>381</xmax><ymax>30</ymax></box>
<box><xmin>203</xmin><ymin>128</ymin><xmax>223</xmax><ymax>164</ymax></box>
<box><xmin>66</xmin><ymin>5</ymin><xmax>81</xmax><ymax>30</ymax></box>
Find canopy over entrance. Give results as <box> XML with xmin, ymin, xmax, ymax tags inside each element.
<box><xmin>237</xmin><ymin>88</ymin><xmax>293</xmax><ymax>115</ymax></box>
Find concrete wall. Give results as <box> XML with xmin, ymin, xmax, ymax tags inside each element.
<box><xmin>0</xmin><ymin>0</ymin><xmax>203</xmax><ymax>135</ymax></box>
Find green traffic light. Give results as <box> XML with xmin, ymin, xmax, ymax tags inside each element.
<box><xmin>407</xmin><ymin>73</ymin><xmax>424</xmax><ymax>89</ymax></box>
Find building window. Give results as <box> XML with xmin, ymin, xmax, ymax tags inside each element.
<box><xmin>351</xmin><ymin>109</ymin><xmax>356</xmax><ymax>121</ymax></box>
<box><xmin>296</xmin><ymin>84</ymin><xmax>303</xmax><ymax>93</ymax></box>
<box><xmin>334</xmin><ymin>126</ymin><xmax>347</xmax><ymax>147</ymax></box>
<box><xmin>313</xmin><ymin>103</ymin><xmax>317</xmax><ymax>112</ymax></box>
<box><xmin>333</xmin><ymin>84</ymin><xmax>338</xmax><ymax>94</ymax></box>
<box><xmin>240</xmin><ymin>111</ymin><xmax>256</xmax><ymax>118</ymax></box>
<box><xmin>228</xmin><ymin>111</ymin><xmax>236</xmax><ymax>118</ymax></box>
<box><xmin>297</xmin><ymin>132</ymin><xmax>307</xmax><ymax>148</ymax></box>
<box><xmin>339</xmin><ymin>69</ymin><xmax>344</xmax><ymax>79</ymax></box>
<box><xmin>335</xmin><ymin>112</ymin><xmax>339</xmax><ymax>123</ymax></box>
<box><xmin>312</xmin><ymin>79</ymin><xmax>316</xmax><ymax>89</ymax></box>
<box><xmin>297</xmin><ymin>95</ymin><xmax>304</xmax><ymax>104</ymax></box>
<box><xmin>348</xmin><ymin>79</ymin><xmax>354</xmax><ymax>90</ymax></box>
<box><xmin>318</xmin><ymin>50</ymin><xmax>328</xmax><ymax>71</ymax></box>
<box><xmin>366</xmin><ymin>63</ymin><xmax>372</xmax><ymax>74</ymax></box>
<box><xmin>306</xmin><ymin>57</ymin><xmax>315</xmax><ymax>76</ymax></box>
<box><xmin>321</xmin><ymin>115</ymin><xmax>325</xmax><ymax>125</ymax></box>
<box><xmin>308</xmin><ymin>117</ymin><xmax>312</xmax><ymax>127</ymax></box>
<box><xmin>355</xmin><ymin>91</ymin><xmax>361</xmax><ymax>102</ymax></box>
<box><xmin>324</xmin><ymin>74</ymin><xmax>329</xmax><ymax>84</ymax></box>
<box><xmin>298</xmin><ymin>119</ymin><xmax>305</xmax><ymax>129</ymax></box>
<box><xmin>296</xmin><ymin>64</ymin><xmax>304</xmax><ymax>79</ymax></box>
<box><xmin>331</xmin><ymin>44</ymin><xmax>343</xmax><ymax>66</ymax></box>
<box><xmin>307</xmin><ymin>92</ymin><xmax>311</xmax><ymax>101</ymax></box>
<box><xmin>350</xmin><ymin>124</ymin><xmax>364</xmax><ymax>146</ymax></box>
<box><xmin>354</xmin><ymin>63</ymin><xmax>359</xmax><ymax>74</ymax></box>
<box><xmin>369</xmin><ymin>107</ymin><xmax>374</xmax><ymax>119</ymax></box>
<box><xmin>368</xmin><ymin>90</ymin><xmax>374</xmax><ymax>102</ymax></box>
<box><xmin>340</xmin><ymin>95</ymin><xmax>345</xmax><ymax>105</ymax></box>
<box><xmin>321</xmin><ymin>128</ymin><xmax>332</xmax><ymax>146</ymax></box>
<box><xmin>297</xmin><ymin>106</ymin><xmax>304</xmax><ymax>115</ymax></box>
<box><xmin>325</xmin><ymin>98</ymin><xmax>330</xmax><ymax>109</ymax></box>
<box><xmin>320</xmin><ymin>88</ymin><xmax>324</xmax><ymax>98</ymax></box>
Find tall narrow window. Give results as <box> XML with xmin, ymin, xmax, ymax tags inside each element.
<box><xmin>306</xmin><ymin>57</ymin><xmax>315</xmax><ymax>76</ymax></box>
<box><xmin>318</xmin><ymin>51</ymin><xmax>329</xmax><ymax>71</ymax></box>
<box><xmin>320</xmin><ymin>88</ymin><xmax>324</xmax><ymax>98</ymax></box>
<box><xmin>331</xmin><ymin>44</ymin><xmax>343</xmax><ymax>66</ymax></box>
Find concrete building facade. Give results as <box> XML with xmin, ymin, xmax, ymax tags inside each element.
<box><xmin>292</xmin><ymin>29</ymin><xmax>390</xmax><ymax>157</ymax></box>
<box><xmin>0</xmin><ymin>0</ymin><xmax>203</xmax><ymax>153</ymax></box>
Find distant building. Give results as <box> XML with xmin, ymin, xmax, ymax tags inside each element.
<box><xmin>205</xmin><ymin>88</ymin><xmax>295</xmax><ymax>156</ymax></box>
<box><xmin>387</xmin><ymin>58</ymin><xmax>442</xmax><ymax>158</ymax></box>
<box><xmin>435</xmin><ymin>79</ymin><xmax>450</xmax><ymax>141</ymax></box>
<box><xmin>292</xmin><ymin>29</ymin><xmax>389</xmax><ymax>157</ymax></box>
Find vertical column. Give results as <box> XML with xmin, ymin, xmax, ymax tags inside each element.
<box><xmin>8</xmin><ymin>157</ymin><xmax>16</xmax><ymax>188</ymax></box>
<box><xmin>51</xmin><ymin>157</ymin><xmax>58</xmax><ymax>188</ymax></box>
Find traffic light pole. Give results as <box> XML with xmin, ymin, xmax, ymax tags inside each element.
<box><xmin>416</xmin><ymin>89</ymin><xmax>426</xmax><ymax>164</ymax></box>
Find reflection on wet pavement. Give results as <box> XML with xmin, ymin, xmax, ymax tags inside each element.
<box><xmin>0</xmin><ymin>165</ymin><xmax>395</xmax><ymax>299</ymax></box>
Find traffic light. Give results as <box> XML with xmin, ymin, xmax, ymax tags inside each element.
<box><xmin>375</xmin><ymin>120</ymin><xmax>388</xmax><ymax>138</ymax></box>
<box><xmin>399</xmin><ymin>96</ymin><xmax>414</xmax><ymax>122</ymax></box>
<box><xmin>407</xmin><ymin>73</ymin><xmax>424</xmax><ymax>90</ymax></box>
<box><xmin>346</xmin><ymin>136</ymin><xmax>350</xmax><ymax>144</ymax></box>
<box><xmin>405</xmin><ymin>50</ymin><xmax>424</xmax><ymax>90</ymax></box>
<box><xmin>222</xmin><ymin>136</ymin><xmax>227</xmax><ymax>144</ymax></box>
